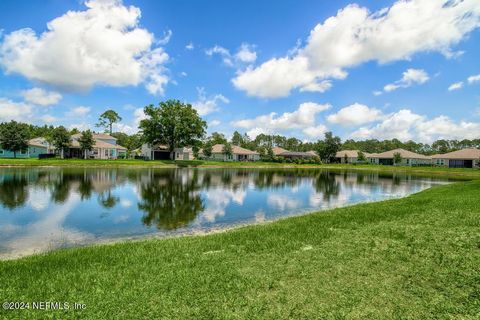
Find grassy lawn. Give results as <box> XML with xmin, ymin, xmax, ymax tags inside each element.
<box><xmin>1</xmin><ymin>180</ymin><xmax>479</xmax><ymax>319</ymax></box>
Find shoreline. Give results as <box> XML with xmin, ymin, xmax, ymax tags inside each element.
<box><xmin>1</xmin><ymin>181</ymin><xmax>444</xmax><ymax>261</ymax></box>
<box><xmin>1</xmin><ymin>180</ymin><xmax>478</xmax><ymax>318</ymax></box>
<box><xmin>1</xmin><ymin>160</ymin><xmax>479</xmax><ymax>179</ymax></box>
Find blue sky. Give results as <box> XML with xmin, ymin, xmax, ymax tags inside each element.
<box><xmin>0</xmin><ymin>0</ymin><xmax>479</xmax><ymax>143</ymax></box>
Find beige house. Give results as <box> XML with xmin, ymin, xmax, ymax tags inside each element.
<box><xmin>272</xmin><ymin>146</ymin><xmax>317</xmax><ymax>159</ymax></box>
<box><xmin>368</xmin><ymin>148</ymin><xmax>431</xmax><ymax>166</ymax></box>
<box><xmin>272</xmin><ymin>146</ymin><xmax>288</xmax><ymax>156</ymax></box>
<box><xmin>431</xmin><ymin>148</ymin><xmax>480</xmax><ymax>168</ymax></box>
<box><xmin>68</xmin><ymin>133</ymin><xmax>127</xmax><ymax>159</ymax></box>
<box><xmin>202</xmin><ymin>144</ymin><xmax>260</xmax><ymax>161</ymax></box>
<box><xmin>336</xmin><ymin>150</ymin><xmax>371</xmax><ymax>164</ymax></box>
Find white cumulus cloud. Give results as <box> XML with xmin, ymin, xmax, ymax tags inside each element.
<box><xmin>383</xmin><ymin>69</ymin><xmax>429</xmax><ymax>92</ymax></box>
<box><xmin>0</xmin><ymin>0</ymin><xmax>170</xmax><ymax>95</ymax></box>
<box><xmin>206</xmin><ymin>43</ymin><xmax>257</xmax><ymax>67</ymax></box>
<box><xmin>67</xmin><ymin>106</ymin><xmax>91</xmax><ymax>117</ymax></box>
<box><xmin>351</xmin><ymin>109</ymin><xmax>480</xmax><ymax>143</ymax></box>
<box><xmin>448</xmin><ymin>81</ymin><xmax>464</xmax><ymax>91</ymax></box>
<box><xmin>327</xmin><ymin>103</ymin><xmax>383</xmax><ymax>126</ymax></box>
<box><xmin>233</xmin><ymin>0</ymin><xmax>480</xmax><ymax>98</ymax></box>
<box><xmin>21</xmin><ymin>88</ymin><xmax>62</xmax><ymax>106</ymax></box>
<box><xmin>235</xmin><ymin>43</ymin><xmax>257</xmax><ymax>63</ymax></box>
<box><xmin>192</xmin><ymin>87</ymin><xmax>229</xmax><ymax>116</ymax></box>
<box><xmin>0</xmin><ymin>98</ymin><xmax>33</xmax><ymax>122</ymax></box>
<box><xmin>467</xmin><ymin>74</ymin><xmax>480</xmax><ymax>84</ymax></box>
<box><xmin>303</xmin><ymin>124</ymin><xmax>328</xmax><ymax>138</ymax></box>
<box><xmin>233</xmin><ymin>102</ymin><xmax>330</xmax><ymax>131</ymax></box>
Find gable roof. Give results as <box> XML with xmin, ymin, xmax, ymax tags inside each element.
<box><xmin>369</xmin><ymin>148</ymin><xmax>430</xmax><ymax>160</ymax></box>
<box><xmin>71</xmin><ymin>139</ymin><xmax>126</xmax><ymax>150</ymax></box>
<box><xmin>71</xmin><ymin>134</ymin><xmax>126</xmax><ymax>150</ymax></box>
<box><xmin>211</xmin><ymin>144</ymin><xmax>259</xmax><ymax>155</ymax></box>
<box><xmin>72</xmin><ymin>133</ymin><xmax>117</xmax><ymax>141</ymax></box>
<box><xmin>431</xmin><ymin>148</ymin><xmax>480</xmax><ymax>160</ymax></box>
<box><xmin>272</xmin><ymin>146</ymin><xmax>288</xmax><ymax>155</ymax></box>
<box><xmin>336</xmin><ymin>150</ymin><xmax>371</xmax><ymax>158</ymax></box>
<box><xmin>28</xmin><ymin>137</ymin><xmax>50</xmax><ymax>148</ymax></box>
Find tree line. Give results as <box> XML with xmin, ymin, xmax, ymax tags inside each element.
<box><xmin>0</xmin><ymin>110</ymin><xmax>142</xmax><ymax>158</ymax></box>
<box><xmin>1</xmin><ymin>99</ymin><xmax>479</xmax><ymax>160</ymax></box>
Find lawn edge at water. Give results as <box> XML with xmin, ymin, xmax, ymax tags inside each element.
<box><xmin>0</xmin><ymin>181</ymin><xmax>451</xmax><ymax>262</ymax></box>
<box><xmin>1</xmin><ymin>158</ymin><xmax>480</xmax><ymax>178</ymax></box>
<box><xmin>0</xmin><ymin>183</ymin><xmax>445</xmax><ymax>262</ymax></box>
<box><xmin>1</xmin><ymin>180</ymin><xmax>479</xmax><ymax>319</ymax></box>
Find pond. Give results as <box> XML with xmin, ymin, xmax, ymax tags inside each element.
<box><xmin>0</xmin><ymin>167</ymin><xmax>451</xmax><ymax>259</ymax></box>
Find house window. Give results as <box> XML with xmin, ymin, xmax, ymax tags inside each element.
<box><xmin>0</xmin><ymin>149</ymin><xmax>4</xmax><ymax>155</ymax></box>
<box><xmin>20</xmin><ymin>149</ymin><xmax>27</xmax><ymax>155</ymax></box>
<box><xmin>105</xmin><ymin>149</ymin><xmax>108</xmax><ymax>157</ymax></box>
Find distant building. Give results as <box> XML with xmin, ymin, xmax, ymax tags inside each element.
<box><xmin>67</xmin><ymin>133</ymin><xmax>127</xmax><ymax>159</ymax></box>
<box><xmin>173</xmin><ymin>147</ymin><xmax>195</xmax><ymax>161</ymax></box>
<box><xmin>368</xmin><ymin>148</ymin><xmax>431</xmax><ymax>166</ymax></box>
<box><xmin>141</xmin><ymin>144</ymin><xmax>195</xmax><ymax>160</ymax></box>
<box><xmin>272</xmin><ymin>146</ymin><xmax>317</xmax><ymax>159</ymax></box>
<box><xmin>335</xmin><ymin>150</ymin><xmax>371</xmax><ymax>164</ymax></box>
<box><xmin>200</xmin><ymin>144</ymin><xmax>260</xmax><ymax>161</ymax></box>
<box><xmin>431</xmin><ymin>148</ymin><xmax>480</xmax><ymax>168</ymax></box>
<box><xmin>0</xmin><ymin>138</ymin><xmax>54</xmax><ymax>158</ymax></box>
<box><xmin>272</xmin><ymin>146</ymin><xmax>288</xmax><ymax>156</ymax></box>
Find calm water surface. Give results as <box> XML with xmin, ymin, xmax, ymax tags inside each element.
<box><xmin>0</xmin><ymin>167</ymin><xmax>451</xmax><ymax>259</ymax></box>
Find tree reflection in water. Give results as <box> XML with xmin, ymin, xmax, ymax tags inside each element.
<box><xmin>0</xmin><ymin>172</ymin><xmax>29</xmax><ymax>210</ymax></box>
<box><xmin>98</xmin><ymin>190</ymin><xmax>119</xmax><ymax>209</ymax></box>
<box><xmin>313</xmin><ymin>171</ymin><xmax>340</xmax><ymax>201</ymax></box>
<box><xmin>0</xmin><ymin>167</ymin><xmax>429</xmax><ymax>233</ymax></box>
<box><xmin>137</xmin><ymin>170</ymin><xmax>204</xmax><ymax>230</ymax></box>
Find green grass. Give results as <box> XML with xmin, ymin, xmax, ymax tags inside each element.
<box><xmin>1</xmin><ymin>180</ymin><xmax>479</xmax><ymax>319</ymax></box>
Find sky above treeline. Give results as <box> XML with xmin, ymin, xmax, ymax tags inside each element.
<box><xmin>0</xmin><ymin>0</ymin><xmax>479</xmax><ymax>143</ymax></box>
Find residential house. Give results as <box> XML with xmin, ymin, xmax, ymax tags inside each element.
<box><xmin>368</xmin><ymin>148</ymin><xmax>431</xmax><ymax>166</ymax></box>
<box><xmin>173</xmin><ymin>147</ymin><xmax>195</xmax><ymax>160</ymax></box>
<box><xmin>272</xmin><ymin>146</ymin><xmax>288</xmax><ymax>156</ymax></box>
<box><xmin>201</xmin><ymin>144</ymin><xmax>260</xmax><ymax>161</ymax></box>
<box><xmin>67</xmin><ymin>133</ymin><xmax>127</xmax><ymax>159</ymax></box>
<box><xmin>335</xmin><ymin>150</ymin><xmax>371</xmax><ymax>164</ymax></box>
<box><xmin>141</xmin><ymin>144</ymin><xmax>195</xmax><ymax>160</ymax></box>
<box><xmin>0</xmin><ymin>137</ymin><xmax>54</xmax><ymax>158</ymax></box>
<box><xmin>272</xmin><ymin>146</ymin><xmax>317</xmax><ymax>159</ymax></box>
<box><xmin>431</xmin><ymin>148</ymin><xmax>480</xmax><ymax>168</ymax></box>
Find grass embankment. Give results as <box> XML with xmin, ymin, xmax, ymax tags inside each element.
<box><xmin>1</xmin><ymin>181</ymin><xmax>479</xmax><ymax>319</ymax></box>
<box><xmin>1</xmin><ymin>158</ymin><xmax>480</xmax><ymax>178</ymax></box>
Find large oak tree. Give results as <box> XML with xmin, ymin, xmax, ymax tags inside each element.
<box><xmin>139</xmin><ymin>100</ymin><xmax>207</xmax><ymax>155</ymax></box>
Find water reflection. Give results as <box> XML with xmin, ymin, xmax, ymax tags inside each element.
<box><xmin>138</xmin><ymin>170</ymin><xmax>204</xmax><ymax>230</ymax></box>
<box><xmin>0</xmin><ymin>167</ymin><xmax>450</xmax><ymax>259</ymax></box>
